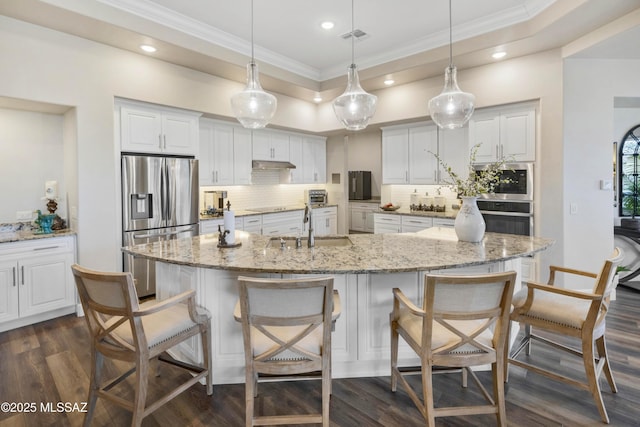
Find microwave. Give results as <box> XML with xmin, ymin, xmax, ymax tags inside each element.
<box><xmin>474</xmin><ymin>162</ymin><xmax>533</xmax><ymax>201</ymax></box>
<box><xmin>305</xmin><ymin>189</ymin><xmax>328</xmax><ymax>206</ymax></box>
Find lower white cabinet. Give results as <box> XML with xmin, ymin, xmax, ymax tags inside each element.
<box><xmin>242</xmin><ymin>215</ymin><xmax>262</xmax><ymax>234</ymax></box>
<box><xmin>433</xmin><ymin>217</ymin><xmax>455</xmax><ymax>228</ymax></box>
<box><xmin>374</xmin><ymin>213</ymin><xmax>401</xmax><ymax>234</ymax></box>
<box><xmin>349</xmin><ymin>203</ymin><xmax>378</xmax><ymax>233</ymax></box>
<box><xmin>311</xmin><ymin>206</ymin><xmax>337</xmax><ymax>236</ymax></box>
<box><xmin>262</xmin><ymin>211</ymin><xmax>304</xmax><ymax>236</ymax></box>
<box><xmin>0</xmin><ymin>236</ymin><xmax>76</xmax><ymax>332</ymax></box>
<box><xmin>200</xmin><ymin>217</ymin><xmax>243</xmax><ymax>235</ymax></box>
<box><xmin>401</xmin><ymin>216</ymin><xmax>433</xmax><ymax>232</ymax></box>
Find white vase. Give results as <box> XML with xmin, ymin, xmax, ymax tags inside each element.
<box><xmin>455</xmin><ymin>196</ymin><xmax>486</xmax><ymax>242</ymax></box>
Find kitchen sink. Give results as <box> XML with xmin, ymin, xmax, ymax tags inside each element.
<box><xmin>266</xmin><ymin>236</ymin><xmax>353</xmax><ymax>248</ymax></box>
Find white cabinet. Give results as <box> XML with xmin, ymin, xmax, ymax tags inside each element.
<box><xmin>382</xmin><ymin>128</ymin><xmax>410</xmax><ymax>184</ymax></box>
<box><xmin>287</xmin><ymin>135</ymin><xmax>304</xmax><ymax>183</ymax></box>
<box><xmin>199</xmin><ymin>119</ymin><xmax>253</xmax><ymax>186</ymax></box>
<box><xmin>0</xmin><ymin>236</ymin><xmax>76</xmax><ymax>332</ymax></box>
<box><xmin>252</xmin><ymin>130</ymin><xmax>290</xmax><ymax>161</ymax></box>
<box><xmin>468</xmin><ymin>105</ymin><xmax>535</xmax><ymax>163</ymax></box>
<box><xmin>374</xmin><ymin>213</ymin><xmax>401</xmax><ymax>234</ymax></box>
<box><xmin>242</xmin><ymin>215</ymin><xmax>263</xmax><ymax>234</ymax></box>
<box><xmin>409</xmin><ymin>126</ymin><xmax>439</xmax><ymax>184</ymax></box>
<box><xmin>433</xmin><ymin>217</ymin><xmax>455</xmax><ymax>228</ymax></box>
<box><xmin>438</xmin><ymin>127</ymin><xmax>469</xmax><ymax>183</ymax></box>
<box><xmin>382</xmin><ymin>123</ymin><xmax>455</xmax><ymax>185</ymax></box>
<box><xmin>302</xmin><ymin>137</ymin><xmax>327</xmax><ymax>184</ymax></box>
<box><xmin>311</xmin><ymin>207</ymin><xmax>337</xmax><ymax>236</ymax></box>
<box><xmin>401</xmin><ymin>216</ymin><xmax>433</xmax><ymax>233</ymax></box>
<box><xmin>119</xmin><ymin>101</ymin><xmax>200</xmax><ymax>156</ymax></box>
<box><xmin>262</xmin><ymin>211</ymin><xmax>304</xmax><ymax>236</ymax></box>
<box><xmin>349</xmin><ymin>202</ymin><xmax>378</xmax><ymax>233</ymax></box>
<box><xmin>200</xmin><ymin>217</ymin><xmax>242</xmax><ymax>235</ymax></box>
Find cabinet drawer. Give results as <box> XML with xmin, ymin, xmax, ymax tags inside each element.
<box><xmin>433</xmin><ymin>218</ymin><xmax>455</xmax><ymax>227</ymax></box>
<box><xmin>374</xmin><ymin>214</ymin><xmax>401</xmax><ymax>224</ymax></box>
<box><xmin>401</xmin><ymin>216</ymin><xmax>433</xmax><ymax>227</ymax></box>
<box><xmin>262</xmin><ymin>211</ymin><xmax>303</xmax><ymax>225</ymax></box>
<box><xmin>0</xmin><ymin>237</ymin><xmax>74</xmax><ymax>257</ymax></box>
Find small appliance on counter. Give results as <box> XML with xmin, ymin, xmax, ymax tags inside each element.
<box><xmin>349</xmin><ymin>171</ymin><xmax>372</xmax><ymax>200</ymax></box>
<box><xmin>305</xmin><ymin>189</ymin><xmax>328</xmax><ymax>206</ymax></box>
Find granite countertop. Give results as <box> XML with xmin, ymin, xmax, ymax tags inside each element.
<box><xmin>122</xmin><ymin>228</ymin><xmax>554</xmax><ymax>274</ymax></box>
<box><xmin>199</xmin><ymin>204</ymin><xmax>338</xmax><ymax>221</ymax></box>
<box><xmin>0</xmin><ymin>222</ymin><xmax>76</xmax><ymax>244</ymax></box>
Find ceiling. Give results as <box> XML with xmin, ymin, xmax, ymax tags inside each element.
<box><xmin>1</xmin><ymin>0</ymin><xmax>640</xmax><ymax>104</ymax></box>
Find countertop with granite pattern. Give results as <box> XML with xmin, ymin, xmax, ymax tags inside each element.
<box><xmin>0</xmin><ymin>222</ymin><xmax>76</xmax><ymax>244</ymax></box>
<box><xmin>122</xmin><ymin>228</ymin><xmax>553</xmax><ymax>274</ymax></box>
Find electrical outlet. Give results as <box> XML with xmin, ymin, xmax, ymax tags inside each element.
<box><xmin>16</xmin><ymin>210</ymin><xmax>33</xmax><ymax>220</ymax></box>
<box><xmin>570</xmin><ymin>203</ymin><xmax>578</xmax><ymax>215</ymax></box>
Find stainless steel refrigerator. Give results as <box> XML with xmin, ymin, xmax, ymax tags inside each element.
<box><xmin>122</xmin><ymin>154</ymin><xmax>199</xmax><ymax>298</ymax></box>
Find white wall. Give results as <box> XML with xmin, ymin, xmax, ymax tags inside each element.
<box><xmin>0</xmin><ymin>108</ymin><xmax>66</xmax><ymax>223</ymax></box>
<box><xmin>563</xmin><ymin>58</ymin><xmax>640</xmax><ymax>283</ymax></box>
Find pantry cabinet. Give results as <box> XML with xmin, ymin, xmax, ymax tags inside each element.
<box><xmin>119</xmin><ymin>100</ymin><xmax>200</xmax><ymax>156</ymax></box>
<box><xmin>468</xmin><ymin>104</ymin><xmax>535</xmax><ymax>163</ymax></box>
<box><xmin>0</xmin><ymin>236</ymin><xmax>76</xmax><ymax>332</ymax></box>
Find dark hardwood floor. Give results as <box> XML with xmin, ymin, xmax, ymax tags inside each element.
<box><xmin>1</xmin><ymin>286</ymin><xmax>639</xmax><ymax>426</ymax></box>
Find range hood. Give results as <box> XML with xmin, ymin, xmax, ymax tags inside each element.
<box><xmin>252</xmin><ymin>160</ymin><xmax>296</xmax><ymax>169</ymax></box>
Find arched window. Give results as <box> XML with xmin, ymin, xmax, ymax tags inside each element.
<box><xmin>619</xmin><ymin>124</ymin><xmax>640</xmax><ymax>217</ymax></box>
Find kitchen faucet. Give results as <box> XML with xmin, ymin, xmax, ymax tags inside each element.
<box><xmin>303</xmin><ymin>203</ymin><xmax>314</xmax><ymax>248</ymax></box>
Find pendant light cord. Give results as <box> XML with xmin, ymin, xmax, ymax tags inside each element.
<box><xmin>448</xmin><ymin>0</ymin><xmax>453</xmax><ymax>67</ymax></box>
<box><xmin>250</xmin><ymin>0</ymin><xmax>255</xmax><ymax>63</ymax></box>
<box><xmin>351</xmin><ymin>0</ymin><xmax>355</xmax><ymax>66</ymax></box>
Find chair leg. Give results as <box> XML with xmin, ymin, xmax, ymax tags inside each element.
<box><xmin>202</xmin><ymin>324</ymin><xmax>213</xmax><ymax>395</ymax></box>
<box><xmin>596</xmin><ymin>335</ymin><xmax>618</xmax><ymax>393</ymax></box>
<box><xmin>322</xmin><ymin>365</ymin><xmax>330</xmax><ymax>427</ymax></box>
<box><xmin>422</xmin><ymin>362</ymin><xmax>436</xmax><ymax>427</ymax></box>
<box><xmin>583</xmin><ymin>338</ymin><xmax>610</xmax><ymax>424</ymax></box>
<box><xmin>493</xmin><ymin>360</ymin><xmax>507</xmax><ymax>427</ymax></box>
<box><xmin>131</xmin><ymin>357</ymin><xmax>149</xmax><ymax>427</ymax></box>
<box><xmin>245</xmin><ymin>366</ymin><xmax>255</xmax><ymax>427</ymax></box>
<box><xmin>390</xmin><ymin>320</ymin><xmax>399</xmax><ymax>392</ymax></box>
<box><xmin>83</xmin><ymin>349</ymin><xmax>103</xmax><ymax>427</ymax></box>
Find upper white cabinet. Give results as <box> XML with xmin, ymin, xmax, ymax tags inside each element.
<box><xmin>252</xmin><ymin>130</ymin><xmax>290</xmax><ymax>161</ymax></box>
<box><xmin>119</xmin><ymin>100</ymin><xmax>201</xmax><ymax>156</ymax></box>
<box><xmin>199</xmin><ymin>119</ymin><xmax>253</xmax><ymax>186</ymax></box>
<box><xmin>382</xmin><ymin>122</ymin><xmax>465</xmax><ymax>185</ymax></box>
<box><xmin>468</xmin><ymin>104</ymin><xmax>536</xmax><ymax>163</ymax></box>
<box><xmin>302</xmin><ymin>136</ymin><xmax>327</xmax><ymax>184</ymax></box>
<box><xmin>287</xmin><ymin>135</ymin><xmax>304</xmax><ymax>183</ymax></box>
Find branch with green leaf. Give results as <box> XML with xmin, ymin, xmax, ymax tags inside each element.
<box><xmin>432</xmin><ymin>143</ymin><xmax>514</xmax><ymax>197</ymax></box>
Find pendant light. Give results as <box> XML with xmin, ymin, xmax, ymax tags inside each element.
<box><xmin>332</xmin><ymin>0</ymin><xmax>377</xmax><ymax>131</ymax></box>
<box><xmin>230</xmin><ymin>0</ymin><xmax>277</xmax><ymax>129</ymax></box>
<box><xmin>428</xmin><ymin>0</ymin><xmax>475</xmax><ymax>130</ymax></box>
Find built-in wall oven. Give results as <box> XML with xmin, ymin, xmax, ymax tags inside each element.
<box><xmin>475</xmin><ymin>163</ymin><xmax>534</xmax><ymax>236</ymax></box>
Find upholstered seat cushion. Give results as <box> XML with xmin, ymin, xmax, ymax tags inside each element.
<box><xmin>511</xmin><ymin>288</ymin><xmax>591</xmax><ymax>330</ymax></box>
<box><xmin>397</xmin><ymin>307</ymin><xmax>494</xmax><ymax>353</ymax></box>
<box><xmin>106</xmin><ymin>303</ymin><xmax>210</xmax><ymax>349</ymax></box>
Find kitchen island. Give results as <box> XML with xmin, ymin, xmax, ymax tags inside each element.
<box><xmin>122</xmin><ymin>228</ymin><xmax>553</xmax><ymax>383</ymax></box>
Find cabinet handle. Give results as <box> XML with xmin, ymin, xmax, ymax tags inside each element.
<box><xmin>158</xmin><ymin>134</ymin><xmax>162</xmax><ymax>149</ymax></box>
<box><xmin>33</xmin><ymin>245</ymin><xmax>60</xmax><ymax>251</ymax></box>
<box><xmin>326</xmin><ymin>218</ymin><xmax>329</xmax><ymax>227</ymax></box>
<box><xmin>12</xmin><ymin>266</ymin><xmax>16</xmax><ymax>287</ymax></box>
<box><xmin>405</xmin><ymin>171</ymin><xmax>408</xmax><ymax>182</ymax></box>
<box><xmin>495</xmin><ymin>144</ymin><xmax>499</xmax><ymax>158</ymax></box>
<box><xmin>163</xmin><ymin>135</ymin><xmax>167</xmax><ymax>149</ymax></box>
<box><xmin>215</xmin><ymin>171</ymin><xmax>218</xmax><ymax>182</ymax></box>
<box><xmin>21</xmin><ymin>265</ymin><xmax>24</xmax><ymax>285</ymax></box>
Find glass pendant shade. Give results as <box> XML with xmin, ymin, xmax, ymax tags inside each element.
<box><xmin>231</xmin><ymin>62</ymin><xmax>277</xmax><ymax>129</ymax></box>
<box><xmin>428</xmin><ymin>65</ymin><xmax>475</xmax><ymax>130</ymax></box>
<box><xmin>333</xmin><ymin>64</ymin><xmax>377</xmax><ymax>131</ymax></box>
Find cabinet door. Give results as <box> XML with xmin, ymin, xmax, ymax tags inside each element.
<box><xmin>200</xmin><ymin>219</ymin><xmax>223</xmax><ymax>234</ymax></box>
<box><xmin>438</xmin><ymin>126</ymin><xmax>469</xmax><ymax>183</ymax></box>
<box><xmin>409</xmin><ymin>126</ymin><xmax>438</xmax><ymax>184</ymax></box>
<box><xmin>161</xmin><ymin>112</ymin><xmax>199</xmax><ymax>156</ymax></box>
<box><xmin>198</xmin><ymin>122</ymin><xmax>215</xmax><ymax>185</ymax></box>
<box><xmin>19</xmin><ymin>253</ymin><xmax>74</xmax><ymax>318</ymax></box>
<box><xmin>364</xmin><ymin>210</ymin><xmax>376</xmax><ymax>233</ymax></box>
<box><xmin>120</xmin><ymin>106</ymin><xmax>163</xmax><ymax>153</ymax></box>
<box><xmin>302</xmin><ymin>137</ymin><xmax>326</xmax><ymax>184</ymax></box>
<box><xmin>500</xmin><ymin>108</ymin><xmax>535</xmax><ymax>161</ymax></box>
<box><xmin>270</xmin><ymin>132</ymin><xmax>290</xmax><ymax>161</ymax></box>
<box><xmin>234</xmin><ymin>127</ymin><xmax>253</xmax><ymax>185</ymax></box>
<box><xmin>468</xmin><ymin>113</ymin><xmax>500</xmax><ymax>163</ymax></box>
<box><xmin>382</xmin><ymin>128</ymin><xmax>409</xmax><ymax>184</ymax></box>
<box><xmin>350</xmin><ymin>208</ymin><xmax>365</xmax><ymax>232</ymax></box>
<box><xmin>401</xmin><ymin>216</ymin><xmax>433</xmax><ymax>232</ymax></box>
<box><xmin>288</xmin><ymin>135</ymin><xmax>304</xmax><ymax>183</ymax></box>
<box><xmin>242</xmin><ymin>216</ymin><xmax>262</xmax><ymax>234</ymax></box>
<box><xmin>212</xmin><ymin>124</ymin><xmax>235</xmax><ymax>185</ymax></box>
<box><xmin>251</xmin><ymin>130</ymin><xmax>272</xmax><ymax>159</ymax></box>
<box><xmin>0</xmin><ymin>260</ymin><xmax>19</xmax><ymax>323</ymax></box>
<box><xmin>374</xmin><ymin>214</ymin><xmax>401</xmax><ymax>234</ymax></box>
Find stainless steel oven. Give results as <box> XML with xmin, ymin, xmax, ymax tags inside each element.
<box><xmin>477</xmin><ymin>200</ymin><xmax>533</xmax><ymax>236</ymax></box>
<box><xmin>474</xmin><ymin>162</ymin><xmax>533</xmax><ymax>201</ymax></box>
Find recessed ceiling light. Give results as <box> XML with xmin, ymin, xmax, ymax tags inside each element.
<box><xmin>320</xmin><ymin>21</ymin><xmax>334</xmax><ymax>30</ymax></box>
<box><xmin>492</xmin><ymin>51</ymin><xmax>506</xmax><ymax>59</ymax></box>
<box><xmin>140</xmin><ymin>44</ymin><xmax>157</xmax><ymax>53</ymax></box>
<box><xmin>384</xmin><ymin>78</ymin><xmax>395</xmax><ymax>86</ymax></box>
<box><xmin>313</xmin><ymin>95</ymin><xmax>323</xmax><ymax>103</ymax></box>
